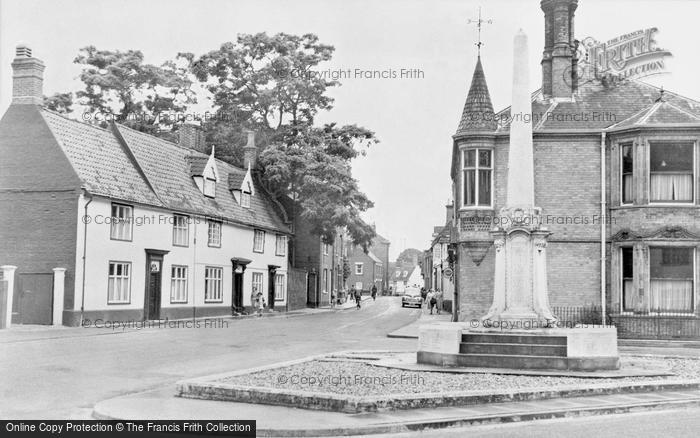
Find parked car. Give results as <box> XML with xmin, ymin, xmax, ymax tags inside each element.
<box><xmin>401</xmin><ymin>287</ymin><xmax>423</xmax><ymax>308</ymax></box>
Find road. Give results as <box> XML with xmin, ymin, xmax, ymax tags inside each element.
<box><xmin>379</xmin><ymin>407</ymin><xmax>700</xmax><ymax>438</ymax></box>
<box><xmin>0</xmin><ymin>296</ymin><xmax>420</xmax><ymax>419</ymax></box>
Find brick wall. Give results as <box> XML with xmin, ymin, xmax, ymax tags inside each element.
<box><xmin>286</xmin><ymin>267</ymin><xmax>307</xmax><ymax>310</ymax></box>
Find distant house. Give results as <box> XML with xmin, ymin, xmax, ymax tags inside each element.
<box><xmin>0</xmin><ymin>46</ymin><xmax>292</xmax><ymax>326</ymax></box>
<box><xmin>391</xmin><ymin>264</ymin><xmax>423</xmax><ymax>294</ymax></box>
<box><xmin>370</xmin><ymin>234</ymin><xmax>391</xmax><ymax>293</ymax></box>
<box><xmin>346</xmin><ymin>245</ymin><xmax>383</xmax><ymax>294</ymax></box>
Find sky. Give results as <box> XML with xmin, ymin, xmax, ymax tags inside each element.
<box><xmin>2</xmin><ymin>0</ymin><xmax>700</xmax><ymax>259</ymax></box>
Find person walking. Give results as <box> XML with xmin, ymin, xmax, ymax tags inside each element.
<box><xmin>426</xmin><ymin>289</ymin><xmax>436</xmax><ymax>315</ymax></box>
<box><xmin>435</xmin><ymin>289</ymin><xmax>443</xmax><ymax>315</ymax></box>
<box><xmin>349</xmin><ymin>285</ymin><xmax>355</xmax><ymax>302</ymax></box>
<box><xmin>371</xmin><ymin>284</ymin><xmax>377</xmax><ymax>301</ymax></box>
<box><xmin>420</xmin><ymin>287</ymin><xmax>427</xmax><ymax>309</ymax></box>
<box><xmin>355</xmin><ymin>287</ymin><xmax>362</xmax><ymax>309</ymax></box>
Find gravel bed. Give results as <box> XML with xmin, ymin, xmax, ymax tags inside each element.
<box><xmin>220</xmin><ymin>355</ymin><xmax>700</xmax><ymax>397</ymax></box>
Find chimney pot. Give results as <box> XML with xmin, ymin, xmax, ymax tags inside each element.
<box><xmin>11</xmin><ymin>43</ymin><xmax>44</xmax><ymax>105</ymax></box>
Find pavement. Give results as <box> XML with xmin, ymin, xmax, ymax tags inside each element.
<box><xmin>387</xmin><ymin>311</ymin><xmax>453</xmax><ymax>338</ymax></box>
<box><xmin>93</xmin><ymin>386</ymin><xmax>700</xmax><ymax>437</ymax></box>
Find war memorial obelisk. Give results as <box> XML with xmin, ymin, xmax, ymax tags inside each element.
<box><xmin>481</xmin><ymin>30</ymin><xmax>557</xmax><ymax>325</ymax></box>
<box><xmin>417</xmin><ymin>30</ymin><xmax>620</xmax><ymax>371</ymax></box>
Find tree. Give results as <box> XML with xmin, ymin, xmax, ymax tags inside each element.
<box><xmin>44</xmin><ymin>92</ymin><xmax>74</xmax><ymax>114</ymax></box>
<box><xmin>396</xmin><ymin>248</ymin><xmax>423</xmax><ymax>265</ymax></box>
<box><xmin>73</xmin><ymin>46</ymin><xmax>195</xmax><ymax>139</ymax></box>
<box><xmin>187</xmin><ymin>33</ymin><xmax>378</xmax><ymax>249</ymax></box>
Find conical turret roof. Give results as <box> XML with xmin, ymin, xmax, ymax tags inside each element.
<box><xmin>456</xmin><ymin>56</ymin><xmax>497</xmax><ymax>133</ymax></box>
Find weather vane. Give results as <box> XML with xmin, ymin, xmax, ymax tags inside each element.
<box><xmin>467</xmin><ymin>7</ymin><xmax>493</xmax><ymax>56</ymax></box>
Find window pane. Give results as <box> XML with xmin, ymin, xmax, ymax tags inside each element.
<box><xmin>464</xmin><ymin>150</ymin><xmax>476</xmax><ymax>168</ymax></box>
<box><xmin>650</xmin><ymin>247</ymin><xmax>693</xmax><ymax>279</ymax></box>
<box><xmin>478</xmin><ymin>169</ymin><xmax>491</xmax><ymax>205</ymax></box>
<box><xmin>622</xmin><ymin>144</ymin><xmax>633</xmax><ymax>174</ymax></box>
<box><xmin>650</xmin><ymin>143</ymin><xmax>693</xmax><ymax>172</ymax></box>
<box><xmin>479</xmin><ymin>150</ymin><xmax>491</xmax><ymax>167</ymax></box>
<box><xmin>650</xmin><ymin>174</ymin><xmax>693</xmax><ymax>202</ymax></box>
<box><xmin>463</xmin><ymin>170</ymin><xmax>475</xmax><ymax>206</ymax></box>
<box><xmin>621</xmin><ymin>247</ymin><xmax>633</xmax><ymax>278</ymax></box>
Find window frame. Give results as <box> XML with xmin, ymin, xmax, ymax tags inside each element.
<box><xmin>620</xmin><ymin>247</ymin><xmax>634</xmax><ymax>313</ymax></box>
<box><xmin>274</xmin><ymin>273</ymin><xmax>286</xmax><ymax>301</ymax></box>
<box><xmin>170</xmin><ymin>265</ymin><xmax>189</xmax><ymax>304</ymax></box>
<box><xmin>275</xmin><ymin>235</ymin><xmax>287</xmax><ymax>256</ymax></box>
<box><xmin>253</xmin><ymin>229</ymin><xmax>266</xmax><ymax>253</ymax></box>
<box><xmin>107</xmin><ymin>261</ymin><xmax>132</xmax><ymax>304</ymax></box>
<box><xmin>204</xmin><ymin>266</ymin><xmax>223</xmax><ymax>303</ymax></box>
<box><xmin>620</xmin><ymin>142</ymin><xmax>634</xmax><ymax>205</ymax></box>
<box><xmin>203</xmin><ymin>177</ymin><xmax>216</xmax><ymax>198</ymax></box>
<box><xmin>647</xmin><ymin>140</ymin><xmax>696</xmax><ymax>205</ymax></box>
<box><xmin>207</xmin><ymin>220</ymin><xmax>222</xmax><ymax>248</ymax></box>
<box><xmin>252</xmin><ymin>271</ymin><xmax>264</xmax><ymax>297</ymax></box>
<box><xmin>172</xmin><ymin>214</ymin><xmax>190</xmax><ymax>247</ymax></box>
<box><xmin>355</xmin><ymin>263</ymin><xmax>363</xmax><ymax>275</ymax></box>
<box><xmin>110</xmin><ymin>203</ymin><xmax>133</xmax><ymax>241</ymax></box>
<box><xmin>461</xmin><ymin>148</ymin><xmax>494</xmax><ymax>209</ymax></box>
<box><xmin>648</xmin><ymin>246</ymin><xmax>696</xmax><ymax>315</ymax></box>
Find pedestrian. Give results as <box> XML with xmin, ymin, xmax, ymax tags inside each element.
<box><xmin>331</xmin><ymin>290</ymin><xmax>336</xmax><ymax>308</ymax></box>
<box><xmin>426</xmin><ymin>290</ymin><xmax>435</xmax><ymax>314</ymax></box>
<box><xmin>420</xmin><ymin>287</ymin><xmax>427</xmax><ymax>308</ymax></box>
<box><xmin>371</xmin><ymin>284</ymin><xmax>377</xmax><ymax>301</ymax></box>
<box><xmin>255</xmin><ymin>292</ymin><xmax>266</xmax><ymax>317</ymax></box>
<box><xmin>436</xmin><ymin>289</ymin><xmax>443</xmax><ymax>314</ymax></box>
<box><xmin>355</xmin><ymin>287</ymin><xmax>362</xmax><ymax>309</ymax></box>
<box><xmin>349</xmin><ymin>285</ymin><xmax>355</xmax><ymax>302</ymax></box>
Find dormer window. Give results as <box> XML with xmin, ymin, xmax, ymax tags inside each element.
<box><xmin>241</xmin><ymin>190</ymin><xmax>251</xmax><ymax>208</ymax></box>
<box><xmin>203</xmin><ymin>178</ymin><xmax>216</xmax><ymax>197</ymax></box>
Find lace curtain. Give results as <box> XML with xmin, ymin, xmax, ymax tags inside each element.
<box><xmin>650</xmin><ymin>174</ymin><xmax>693</xmax><ymax>202</ymax></box>
<box><xmin>650</xmin><ymin>279</ymin><xmax>694</xmax><ymax>312</ymax></box>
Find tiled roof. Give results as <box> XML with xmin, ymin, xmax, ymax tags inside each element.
<box><xmin>431</xmin><ymin>224</ymin><xmax>451</xmax><ymax>247</ymax></box>
<box><xmin>41</xmin><ymin>109</ymin><xmax>290</xmax><ymax>233</ymax></box>
<box><xmin>373</xmin><ymin>233</ymin><xmax>390</xmax><ymax>245</ymax></box>
<box><xmin>228</xmin><ymin>172</ymin><xmax>246</xmax><ymax>190</ymax></box>
<box><xmin>491</xmin><ymin>79</ymin><xmax>700</xmax><ymax>134</ymax></box>
<box><xmin>609</xmin><ymin>97</ymin><xmax>700</xmax><ymax>130</ymax></box>
<box><xmin>456</xmin><ymin>56</ymin><xmax>497</xmax><ymax>134</ymax></box>
<box><xmin>187</xmin><ymin>156</ymin><xmax>208</xmax><ymax>176</ymax></box>
<box><xmin>367</xmin><ymin>251</ymin><xmax>382</xmax><ymax>264</ymax></box>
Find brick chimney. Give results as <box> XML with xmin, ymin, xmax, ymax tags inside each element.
<box><xmin>243</xmin><ymin>130</ymin><xmax>257</xmax><ymax>169</ymax></box>
<box><xmin>541</xmin><ymin>0</ymin><xmax>578</xmax><ymax>99</ymax></box>
<box><xmin>11</xmin><ymin>44</ymin><xmax>45</xmax><ymax>105</ymax></box>
<box><xmin>178</xmin><ymin>123</ymin><xmax>207</xmax><ymax>154</ymax></box>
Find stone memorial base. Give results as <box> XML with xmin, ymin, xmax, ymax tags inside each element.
<box><xmin>417</xmin><ymin>323</ymin><xmax>620</xmax><ymax>371</ymax></box>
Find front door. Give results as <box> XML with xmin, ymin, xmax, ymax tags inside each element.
<box><xmin>144</xmin><ymin>254</ymin><xmax>163</xmax><ymax>320</ymax></box>
<box><xmin>307</xmin><ymin>272</ymin><xmax>317</xmax><ymax>307</ymax></box>
<box><xmin>233</xmin><ymin>271</ymin><xmax>243</xmax><ymax>311</ymax></box>
<box><xmin>16</xmin><ymin>273</ymin><xmax>53</xmax><ymax>324</ymax></box>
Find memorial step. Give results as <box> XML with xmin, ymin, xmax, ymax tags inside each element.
<box><xmin>462</xmin><ymin>333</ymin><xmax>567</xmax><ymax>346</ymax></box>
<box><xmin>453</xmin><ymin>353</ymin><xmax>570</xmax><ymax>370</ymax></box>
<box><xmin>460</xmin><ymin>342</ymin><xmax>567</xmax><ymax>357</ymax></box>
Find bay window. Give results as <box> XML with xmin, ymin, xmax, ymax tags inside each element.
<box><xmin>462</xmin><ymin>149</ymin><xmax>492</xmax><ymax>207</ymax></box>
<box><xmin>649</xmin><ymin>247</ymin><xmax>694</xmax><ymax>313</ymax></box>
<box><xmin>649</xmin><ymin>142</ymin><xmax>694</xmax><ymax>203</ymax></box>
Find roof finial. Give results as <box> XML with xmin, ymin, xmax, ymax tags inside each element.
<box><xmin>656</xmin><ymin>86</ymin><xmax>665</xmax><ymax>102</ymax></box>
<box><xmin>467</xmin><ymin>6</ymin><xmax>493</xmax><ymax>56</ymax></box>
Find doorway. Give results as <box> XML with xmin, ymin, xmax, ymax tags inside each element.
<box><xmin>15</xmin><ymin>273</ymin><xmax>53</xmax><ymax>324</ymax></box>
<box><xmin>144</xmin><ymin>249</ymin><xmax>168</xmax><ymax>321</ymax></box>
<box><xmin>231</xmin><ymin>258</ymin><xmax>251</xmax><ymax>314</ymax></box>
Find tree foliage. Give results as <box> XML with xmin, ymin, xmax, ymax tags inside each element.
<box><xmin>186</xmin><ymin>33</ymin><xmax>378</xmax><ymax>249</ymax></box>
<box><xmin>44</xmin><ymin>92</ymin><xmax>74</xmax><ymax>114</ymax></box>
<box><xmin>73</xmin><ymin>46</ymin><xmax>195</xmax><ymax>138</ymax></box>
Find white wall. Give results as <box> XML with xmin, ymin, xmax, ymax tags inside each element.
<box><xmin>73</xmin><ymin>196</ymin><xmax>288</xmax><ymax>313</ymax></box>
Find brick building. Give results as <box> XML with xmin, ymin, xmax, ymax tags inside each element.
<box><xmin>346</xmin><ymin>244</ymin><xmax>384</xmax><ymax>295</ymax></box>
<box><xmin>289</xmin><ymin>219</ymin><xmax>346</xmax><ymax>307</ymax></box>
<box><xmin>0</xmin><ymin>46</ymin><xmax>292</xmax><ymax>326</ymax></box>
<box><xmin>451</xmin><ymin>0</ymin><xmax>700</xmax><ymax>338</ymax></box>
